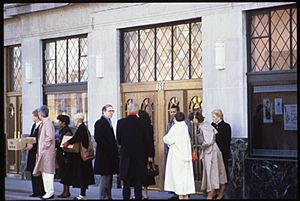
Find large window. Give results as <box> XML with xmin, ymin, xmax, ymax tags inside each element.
<box><xmin>43</xmin><ymin>34</ymin><xmax>88</xmax><ymax>126</ymax></box>
<box><xmin>121</xmin><ymin>18</ymin><xmax>202</xmax><ymax>83</ymax></box>
<box><xmin>247</xmin><ymin>5</ymin><xmax>297</xmax><ymax>158</ymax></box>
<box><xmin>7</xmin><ymin>45</ymin><xmax>22</xmax><ymax>92</ymax></box>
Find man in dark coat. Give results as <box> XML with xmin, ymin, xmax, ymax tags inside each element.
<box><xmin>25</xmin><ymin>109</ymin><xmax>45</xmax><ymax>197</ymax></box>
<box><xmin>116</xmin><ymin>103</ymin><xmax>152</xmax><ymax>200</ymax></box>
<box><xmin>94</xmin><ymin>104</ymin><xmax>119</xmax><ymax>199</ymax></box>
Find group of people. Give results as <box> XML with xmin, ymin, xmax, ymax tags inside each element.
<box><xmin>25</xmin><ymin>103</ymin><xmax>231</xmax><ymax>200</ymax></box>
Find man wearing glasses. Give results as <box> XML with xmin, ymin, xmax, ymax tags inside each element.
<box><xmin>94</xmin><ymin>104</ymin><xmax>119</xmax><ymax>199</ymax></box>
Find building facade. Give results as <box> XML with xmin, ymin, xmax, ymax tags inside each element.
<box><xmin>4</xmin><ymin>3</ymin><xmax>297</xmax><ymax>199</ymax></box>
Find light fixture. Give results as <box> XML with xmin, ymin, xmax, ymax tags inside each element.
<box><xmin>95</xmin><ymin>55</ymin><xmax>104</xmax><ymax>78</ymax></box>
<box><xmin>215</xmin><ymin>41</ymin><xmax>225</xmax><ymax>70</ymax></box>
<box><xmin>25</xmin><ymin>62</ymin><xmax>32</xmax><ymax>83</ymax></box>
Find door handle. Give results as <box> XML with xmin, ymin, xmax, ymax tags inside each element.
<box><xmin>17</xmin><ymin>131</ymin><xmax>21</xmax><ymax>138</ymax></box>
<box><xmin>14</xmin><ymin>130</ymin><xmax>17</xmax><ymax>139</ymax></box>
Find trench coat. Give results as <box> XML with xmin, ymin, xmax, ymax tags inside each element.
<box><xmin>116</xmin><ymin>115</ymin><xmax>151</xmax><ymax>186</ymax></box>
<box><xmin>198</xmin><ymin>121</ymin><xmax>227</xmax><ymax>192</ymax></box>
<box><xmin>33</xmin><ymin>119</ymin><xmax>56</xmax><ymax>176</ymax></box>
<box><xmin>94</xmin><ymin>116</ymin><xmax>119</xmax><ymax>175</ymax></box>
<box><xmin>163</xmin><ymin>121</ymin><xmax>195</xmax><ymax>195</ymax></box>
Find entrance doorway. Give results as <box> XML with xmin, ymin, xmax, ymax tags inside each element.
<box><xmin>120</xmin><ymin>79</ymin><xmax>203</xmax><ymax>192</ymax></box>
<box><xmin>6</xmin><ymin>93</ymin><xmax>22</xmax><ymax>173</ymax></box>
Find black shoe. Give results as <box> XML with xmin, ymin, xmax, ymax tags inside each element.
<box><xmin>29</xmin><ymin>193</ymin><xmax>39</xmax><ymax>197</ymax></box>
<box><xmin>41</xmin><ymin>194</ymin><xmax>54</xmax><ymax>200</ymax></box>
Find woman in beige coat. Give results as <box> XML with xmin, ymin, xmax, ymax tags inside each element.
<box><xmin>195</xmin><ymin>112</ymin><xmax>227</xmax><ymax>199</ymax></box>
<box><xmin>33</xmin><ymin>105</ymin><xmax>56</xmax><ymax>200</ymax></box>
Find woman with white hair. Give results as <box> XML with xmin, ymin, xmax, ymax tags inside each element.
<box><xmin>62</xmin><ymin>113</ymin><xmax>95</xmax><ymax>200</ymax></box>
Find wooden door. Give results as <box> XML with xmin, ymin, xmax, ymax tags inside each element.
<box><xmin>6</xmin><ymin>94</ymin><xmax>22</xmax><ymax>173</ymax></box>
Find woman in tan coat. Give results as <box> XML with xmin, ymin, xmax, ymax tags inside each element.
<box><xmin>195</xmin><ymin>112</ymin><xmax>227</xmax><ymax>199</ymax></box>
<box><xmin>32</xmin><ymin>105</ymin><xmax>56</xmax><ymax>200</ymax></box>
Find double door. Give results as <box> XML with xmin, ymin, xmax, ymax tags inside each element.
<box><xmin>120</xmin><ymin>79</ymin><xmax>203</xmax><ymax>192</ymax></box>
<box><xmin>6</xmin><ymin>94</ymin><xmax>22</xmax><ymax>173</ymax></box>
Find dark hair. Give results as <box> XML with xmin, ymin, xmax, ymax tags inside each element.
<box><xmin>195</xmin><ymin>111</ymin><xmax>205</xmax><ymax>123</ymax></box>
<box><xmin>138</xmin><ymin>110</ymin><xmax>151</xmax><ymax>125</ymax></box>
<box><xmin>175</xmin><ymin>112</ymin><xmax>185</xmax><ymax>122</ymax></box>
<box><xmin>102</xmin><ymin>104</ymin><xmax>113</xmax><ymax>113</ymax></box>
<box><xmin>57</xmin><ymin>114</ymin><xmax>70</xmax><ymax>126</ymax></box>
<box><xmin>170</xmin><ymin>105</ymin><xmax>180</xmax><ymax>111</ymax></box>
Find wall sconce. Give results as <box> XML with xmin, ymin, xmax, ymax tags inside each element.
<box><xmin>95</xmin><ymin>55</ymin><xmax>104</xmax><ymax>78</ymax></box>
<box><xmin>215</xmin><ymin>42</ymin><xmax>225</xmax><ymax>70</ymax></box>
<box><xmin>25</xmin><ymin>62</ymin><xmax>32</xmax><ymax>83</ymax></box>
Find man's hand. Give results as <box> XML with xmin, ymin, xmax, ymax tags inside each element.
<box><xmin>148</xmin><ymin>157</ymin><xmax>153</xmax><ymax>163</ymax></box>
<box><xmin>62</xmin><ymin>141</ymin><xmax>70</xmax><ymax>149</ymax></box>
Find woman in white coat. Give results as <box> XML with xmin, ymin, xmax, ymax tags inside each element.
<box><xmin>195</xmin><ymin>111</ymin><xmax>227</xmax><ymax>199</ymax></box>
<box><xmin>163</xmin><ymin>112</ymin><xmax>195</xmax><ymax>200</ymax></box>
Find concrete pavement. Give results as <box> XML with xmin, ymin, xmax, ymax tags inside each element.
<box><xmin>5</xmin><ymin>176</ymin><xmax>206</xmax><ymax>200</ymax></box>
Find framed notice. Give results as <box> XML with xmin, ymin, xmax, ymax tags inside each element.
<box><xmin>284</xmin><ymin>104</ymin><xmax>297</xmax><ymax>131</ymax></box>
<box><xmin>263</xmin><ymin>98</ymin><xmax>273</xmax><ymax>123</ymax></box>
<box><xmin>274</xmin><ymin>98</ymin><xmax>283</xmax><ymax>115</ymax></box>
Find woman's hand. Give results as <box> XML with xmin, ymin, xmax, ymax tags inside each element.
<box><xmin>62</xmin><ymin>141</ymin><xmax>70</xmax><ymax>148</ymax></box>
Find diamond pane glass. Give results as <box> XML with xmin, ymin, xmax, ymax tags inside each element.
<box><xmin>80</xmin><ymin>56</ymin><xmax>88</xmax><ymax>82</ymax></box>
<box><xmin>251</xmin><ymin>13</ymin><xmax>269</xmax><ymax>37</ymax></box>
<box><xmin>251</xmin><ymin>38</ymin><xmax>270</xmax><ymax>71</ymax></box>
<box><xmin>271</xmin><ymin>9</ymin><xmax>291</xmax><ymax>70</ymax></box>
<box><xmin>80</xmin><ymin>37</ymin><xmax>88</xmax><ymax>56</ymax></box>
<box><xmin>157</xmin><ymin>26</ymin><xmax>172</xmax><ymax>81</ymax></box>
<box><xmin>173</xmin><ymin>23</ymin><xmax>190</xmax><ymax>80</ymax></box>
<box><xmin>10</xmin><ymin>46</ymin><xmax>22</xmax><ymax>91</ymax></box>
<box><xmin>140</xmin><ymin>28</ymin><xmax>155</xmax><ymax>82</ymax></box>
<box><xmin>291</xmin><ymin>8</ymin><xmax>297</xmax><ymax>69</ymax></box>
<box><xmin>191</xmin><ymin>22</ymin><xmax>202</xmax><ymax>79</ymax></box>
<box><xmin>45</xmin><ymin>42</ymin><xmax>55</xmax><ymax>61</ymax></box>
<box><xmin>68</xmin><ymin>38</ymin><xmax>79</xmax><ymax>83</ymax></box>
<box><xmin>124</xmin><ymin>31</ymin><xmax>139</xmax><ymax>82</ymax></box>
<box><xmin>46</xmin><ymin>60</ymin><xmax>56</xmax><ymax>84</ymax></box>
<box><xmin>56</xmin><ymin>40</ymin><xmax>67</xmax><ymax>83</ymax></box>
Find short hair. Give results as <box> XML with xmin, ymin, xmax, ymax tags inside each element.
<box><xmin>212</xmin><ymin>109</ymin><xmax>224</xmax><ymax>120</ymax></box>
<box><xmin>32</xmin><ymin>109</ymin><xmax>39</xmax><ymax>117</ymax></box>
<box><xmin>127</xmin><ymin>103</ymin><xmax>139</xmax><ymax>113</ymax></box>
<box><xmin>38</xmin><ymin>105</ymin><xmax>49</xmax><ymax>117</ymax></box>
<box><xmin>102</xmin><ymin>104</ymin><xmax>113</xmax><ymax>113</ymax></box>
<box><xmin>73</xmin><ymin>113</ymin><xmax>84</xmax><ymax>121</ymax></box>
<box><xmin>57</xmin><ymin>114</ymin><xmax>70</xmax><ymax>125</ymax></box>
<box><xmin>170</xmin><ymin>105</ymin><xmax>180</xmax><ymax>111</ymax></box>
<box><xmin>175</xmin><ymin>112</ymin><xmax>185</xmax><ymax>122</ymax></box>
<box><xmin>138</xmin><ymin>110</ymin><xmax>151</xmax><ymax>125</ymax></box>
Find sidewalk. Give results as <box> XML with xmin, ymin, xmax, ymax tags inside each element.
<box><xmin>5</xmin><ymin>177</ymin><xmax>205</xmax><ymax>200</ymax></box>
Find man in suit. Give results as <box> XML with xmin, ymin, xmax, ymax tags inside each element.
<box><xmin>33</xmin><ymin>105</ymin><xmax>56</xmax><ymax>200</ymax></box>
<box><xmin>94</xmin><ymin>104</ymin><xmax>119</xmax><ymax>199</ymax></box>
<box><xmin>25</xmin><ymin>109</ymin><xmax>45</xmax><ymax>197</ymax></box>
<box><xmin>116</xmin><ymin>103</ymin><xmax>152</xmax><ymax>200</ymax></box>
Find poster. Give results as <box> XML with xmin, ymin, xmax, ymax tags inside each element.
<box><xmin>263</xmin><ymin>98</ymin><xmax>273</xmax><ymax>123</ymax></box>
<box><xmin>274</xmin><ymin>98</ymin><xmax>283</xmax><ymax>115</ymax></box>
<box><xmin>284</xmin><ymin>104</ymin><xmax>297</xmax><ymax>131</ymax></box>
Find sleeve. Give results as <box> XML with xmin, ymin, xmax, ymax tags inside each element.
<box><xmin>148</xmin><ymin>125</ymin><xmax>155</xmax><ymax>157</ymax></box>
<box><xmin>185</xmin><ymin>119</ymin><xmax>193</xmax><ymax>138</ymax></box>
<box><xmin>94</xmin><ymin>121</ymin><xmax>101</xmax><ymax>143</ymax></box>
<box><xmin>163</xmin><ymin>126</ymin><xmax>176</xmax><ymax>146</ymax></box>
<box><xmin>116</xmin><ymin>120</ymin><xmax>122</xmax><ymax>146</ymax></box>
<box><xmin>201</xmin><ymin>125</ymin><xmax>215</xmax><ymax>149</ymax></box>
<box><xmin>68</xmin><ymin>127</ymin><xmax>83</xmax><ymax>145</ymax></box>
<box><xmin>43</xmin><ymin>123</ymin><xmax>55</xmax><ymax>149</ymax></box>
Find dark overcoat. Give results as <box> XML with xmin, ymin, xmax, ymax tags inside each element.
<box><xmin>67</xmin><ymin>123</ymin><xmax>95</xmax><ymax>188</ymax></box>
<box><xmin>26</xmin><ymin>123</ymin><xmax>41</xmax><ymax>172</ymax></box>
<box><xmin>94</xmin><ymin>116</ymin><xmax>119</xmax><ymax>175</ymax></box>
<box><xmin>116</xmin><ymin>115</ymin><xmax>151</xmax><ymax>186</ymax></box>
<box><xmin>211</xmin><ymin>120</ymin><xmax>231</xmax><ymax>178</ymax></box>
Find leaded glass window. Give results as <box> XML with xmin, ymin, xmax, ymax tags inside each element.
<box><xmin>248</xmin><ymin>6</ymin><xmax>297</xmax><ymax>72</ymax></box>
<box><xmin>121</xmin><ymin>19</ymin><xmax>202</xmax><ymax>83</ymax></box>
<box><xmin>8</xmin><ymin>46</ymin><xmax>22</xmax><ymax>92</ymax></box>
<box><xmin>44</xmin><ymin>35</ymin><xmax>88</xmax><ymax>84</ymax></box>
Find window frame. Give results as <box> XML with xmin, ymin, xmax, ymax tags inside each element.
<box><xmin>120</xmin><ymin>17</ymin><xmax>202</xmax><ymax>83</ymax></box>
<box><xmin>246</xmin><ymin>4</ymin><xmax>297</xmax><ymax>159</ymax></box>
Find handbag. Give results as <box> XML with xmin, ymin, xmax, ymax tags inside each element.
<box><xmin>147</xmin><ymin>163</ymin><xmax>159</xmax><ymax>177</ymax></box>
<box><xmin>192</xmin><ymin>148</ymin><xmax>198</xmax><ymax>161</ymax></box>
<box><xmin>80</xmin><ymin>128</ymin><xmax>94</xmax><ymax>162</ymax></box>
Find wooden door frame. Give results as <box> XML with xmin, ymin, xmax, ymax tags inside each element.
<box><xmin>120</xmin><ymin>79</ymin><xmax>203</xmax><ymax>192</ymax></box>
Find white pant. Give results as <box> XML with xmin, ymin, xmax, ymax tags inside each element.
<box><xmin>41</xmin><ymin>172</ymin><xmax>54</xmax><ymax>197</ymax></box>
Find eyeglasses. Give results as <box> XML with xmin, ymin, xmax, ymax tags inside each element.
<box><xmin>108</xmin><ymin>110</ymin><xmax>115</xmax><ymax>113</ymax></box>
